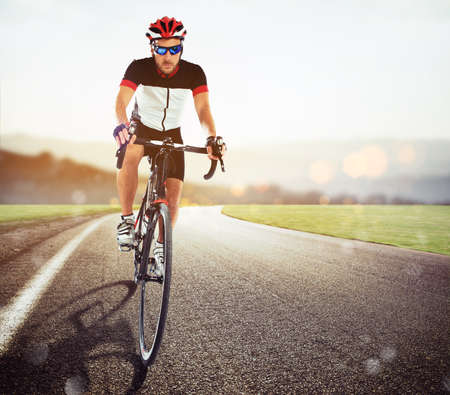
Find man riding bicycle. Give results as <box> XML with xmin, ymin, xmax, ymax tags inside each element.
<box><xmin>114</xmin><ymin>16</ymin><xmax>226</xmax><ymax>257</ymax></box>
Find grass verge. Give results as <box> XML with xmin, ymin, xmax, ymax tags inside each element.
<box><xmin>0</xmin><ymin>204</ymin><xmax>122</xmax><ymax>223</ymax></box>
<box><xmin>222</xmin><ymin>205</ymin><xmax>450</xmax><ymax>256</ymax></box>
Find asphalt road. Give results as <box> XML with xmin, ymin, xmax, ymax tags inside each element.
<box><xmin>0</xmin><ymin>206</ymin><xmax>449</xmax><ymax>394</ymax></box>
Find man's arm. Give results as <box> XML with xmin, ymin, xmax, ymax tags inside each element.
<box><xmin>115</xmin><ymin>86</ymin><xmax>135</xmax><ymax>124</ymax></box>
<box><xmin>194</xmin><ymin>92</ymin><xmax>226</xmax><ymax>160</ymax></box>
<box><xmin>194</xmin><ymin>92</ymin><xmax>216</xmax><ymax>137</ymax></box>
<box><xmin>114</xmin><ymin>86</ymin><xmax>135</xmax><ymax>145</ymax></box>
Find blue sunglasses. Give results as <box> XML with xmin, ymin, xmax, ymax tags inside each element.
<box><xmin>154</xmin><ymin>44</ymin><xmax>182</xmax><ymax>55</ymax></box>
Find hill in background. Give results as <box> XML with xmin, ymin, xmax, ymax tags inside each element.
<box><xmin>1</xmin><ymin>149</ymin><xmax>448</xmax><ymax>205</ymax></box>
<box><xmin>2</xmin><ymin>134</ymin><xmax>450</xmax><ymax>203</ymax></box>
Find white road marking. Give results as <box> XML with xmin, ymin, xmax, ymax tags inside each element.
<box><xmin>0</xmin><ymin>215</ymin><xmax>111</xmax><ymax>355</ymax></box>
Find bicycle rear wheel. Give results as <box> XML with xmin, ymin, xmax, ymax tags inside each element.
<box><xmin>138</xmin><ymin>203</ymin><xmax>172</xmax><ymax>366</ymax></box>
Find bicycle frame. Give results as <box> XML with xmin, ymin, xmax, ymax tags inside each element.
<box><xmin>133</xmin><ymin>140</ymin><xmax>175</xmax><ymax>283</ymax></box>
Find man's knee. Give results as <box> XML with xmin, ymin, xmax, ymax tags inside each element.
<box><xmin>167</xmin><ymin>191</ymin><xmax>181</xmax><ymax>211</ymax></box>
<box><xmin>123</xmin><ymin>144</ymin><xmax>143</xmax><ymax>168</ymax></box>
<box><xmin>166</xmin><ymin>179</ymin><xmax>183</xmax><ymax>209</ymax></box>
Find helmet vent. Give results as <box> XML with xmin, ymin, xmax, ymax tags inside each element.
<box><xmin>150</xmin><ymin>27</ymin><xmax>162</xmax><ymax>34</ymax></box>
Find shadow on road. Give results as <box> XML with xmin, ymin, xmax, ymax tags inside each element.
<box><xmin>0</xmin><ymin>280</ymin><xmax>152</xmax><ymax>394</ymax></box>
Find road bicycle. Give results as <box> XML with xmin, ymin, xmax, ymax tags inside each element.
<box><xmin>116</xmin><ymin>125</ymin><xmax>225</xmax><ymax>366</ymax></box>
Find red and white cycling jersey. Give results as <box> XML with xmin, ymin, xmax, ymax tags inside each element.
<box><xmin>120</xmin><ymin>57</ymin><xmax>208</xmax><ymax>132</ymax></box>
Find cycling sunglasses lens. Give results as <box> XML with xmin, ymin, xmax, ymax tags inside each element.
<box><xmin>155</xmin><ymin>46</ymin><xmax>168</xmax><ymax>55</ymax></box>
<box><xmin>169</xmin><ymin>45</ymin><xmax>182</xmax><ymax>54</ymax></box>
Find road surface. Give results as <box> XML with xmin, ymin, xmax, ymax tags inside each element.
<box><xmin>0</xmin><ymin>206</ymin><xmax>449</xmax><ymax>394</ymax></box>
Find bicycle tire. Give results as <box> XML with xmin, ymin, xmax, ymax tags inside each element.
<box><xmin>138</xmin><ymin>203</ymin><xmax>172</xmax><ymax>366</ymax></box>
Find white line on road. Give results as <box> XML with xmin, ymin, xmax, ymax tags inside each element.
<box><xmin>0</xmin><ymin>215</ymin><xmax>111</xmax><ymax>355</ymax></box>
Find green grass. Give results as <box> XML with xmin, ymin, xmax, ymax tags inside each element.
<box><xmin>0</xmin><ymin>205</ymin><xmax>122</xmax><ymax>223</ymax></box>
<box><xmin>222</xmin><ymin>205</ymin><xmax>450</xmax><ymax>256</ymax></box>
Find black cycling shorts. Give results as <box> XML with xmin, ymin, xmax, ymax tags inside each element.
<box><xmin>134</xmin><ymin>121</ymin><xmax>185</xmax><ymax>182</ymax></box>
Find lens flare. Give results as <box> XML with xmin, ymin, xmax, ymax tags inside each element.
<box><xmin>65</xmin><ymin>375</ymin><xmax>87</xmax><ymax>395</ymax></box>
<box><xmin>397</xmin><ymin>144</ymin><xmax>416</xmax><ymax>164</ymax></box>
<box><xmin>380</xmin><ymin>346</ymin><xmax>397</xmax><ymax>362</ymax></box>
<box><xmin>343</xmin><ymin>151</ymin><xmax>366</xmax><ymax>178</ymax></box>
<box><xmin>230</xmin><ymin>184</ymin><xmax>246</xmax><ymax>197</ymax></box>
<box><xmin>342</xmin><ymin>145</ymin><xmax>388</xmax><ymax>178</ymax></box>
<box><xmin>24</xmin><ymin>342</ymin><xmax>49</xmax><ymax>366</ymax></box>
<box><xmin>255</xmin><ymin>184</ymin><xmax>270</xmax><ymax>193</ymax></box>
<box><xmin>365</xmin><ymin>358</ymin><xmax>381</xmax><ymax>375</ymax></box>
<box><xmin>309</xmin><ymin>160</ymin><xmax>335</xmax><ymax>185</ymax></box>
<box><xmin>71</xmin><ymin>190</ymin><xmax>87</xmax><ymax>204</ymax></box>
<box><xmin>364</xmin><ymin>146</ymin><xmax>388</xmax><ymax>177</ymax></box>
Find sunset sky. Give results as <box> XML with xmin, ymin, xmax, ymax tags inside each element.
<box><xmin>1</xmin><ymin>0</ymin><xmax>449</xmax><ymax>148</ymax></box>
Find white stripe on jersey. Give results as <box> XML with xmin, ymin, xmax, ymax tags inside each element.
<box><xmin>136</xmin><ymin>86</ymin><xmax>190</xmax><ymax>131</ymax></box>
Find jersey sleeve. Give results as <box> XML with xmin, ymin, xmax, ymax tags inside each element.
<box><xmin>191</xmin><ymin>64</ymin><xmax>209</xmax><ymax>97</ymax></box>
<box><xmin>120</xmin><ymin>60</ymin><xmax>140</xmax><ymax>91</ymax></box>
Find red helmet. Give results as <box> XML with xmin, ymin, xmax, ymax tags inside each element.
<box><xmin>146</xmin><ymin>16</ymin><xmax>187</xmax><ymax>42</ymax></box>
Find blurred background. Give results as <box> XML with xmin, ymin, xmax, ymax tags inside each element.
<box><xmin>1</xmin><ymin>0</ymin><xmax>449</xmax><ymax>205</ymax></box>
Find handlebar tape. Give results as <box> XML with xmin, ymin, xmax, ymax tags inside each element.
<box><xmin>116</xmin><ymin>145</ymin><xmax>127</xmax><ymax>170</ymax></box>
<box><xmin>203</xmin><ymin>159</ymin><xmax>218</xmax><ymax>180</ymax></box>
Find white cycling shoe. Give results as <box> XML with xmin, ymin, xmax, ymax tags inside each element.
<box><xmin>153</xmin><ymin>241</ymin><xmax>164</xmax><ymax>277</ymax></box>
<box><xmin>117</xmin><ymin>214</ymin><xmax>136</xmax><ymax>252</ymax></box>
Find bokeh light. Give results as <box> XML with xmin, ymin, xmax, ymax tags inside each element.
<box><xmin>380</xmin><ymin>346</ymin><xmax>397</xmax><ymax>362</ymax></box>
<box><xmin>309</xmin><ymin>160</ymin><xmax>335</xmax><ymax>185</ymax></box>
<box><xmin>71</xmin><ymin>190</ymin><xmax>87</xmax><ymax>204</ymax></box>
<box><xmin>365</xmin><ymin>358</ymin><xmax>382</xmax><ymax>375</ymax></box>
<box><xmin>342</xmin><ymin>145</ymin><xmax>388</xmax><ymax>178</ymax></box>
<box><xmin>230</xmin><ymin>184</ymin><xmax>246</xmax><ymax>197</ymax></box>
<box><xmin>65</xmin><ymin>375</ymin><xmax>87</xmax><ymax>395</ymax></box>
<box><xmin>397</xmin><ymin>144</ymin><xmax>416</xmax><ymax>164</ymax></box>
<box><xmin>255</xmin><ymin>184</ymin><xmax>270</xmax><ymax>193</ymax></box>
<box><xmin>24</xmin><ymin>342</ymin><xmax>49</xmax><ymax>366</ymax></box>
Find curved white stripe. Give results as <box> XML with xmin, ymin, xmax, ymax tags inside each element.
<box><xmin>0</xmin><ymin>215</ymin><xmax>111</xmax><ymax>355</ymax></box>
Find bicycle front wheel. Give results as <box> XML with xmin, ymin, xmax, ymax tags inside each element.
<box><xmin>138</xmin><ymin>203</ymin><xmax>172</xmax><ymax>367</ymax></box>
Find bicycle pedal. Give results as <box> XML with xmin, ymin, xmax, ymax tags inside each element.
<box><xmin>118</xmin><ymin>244</ymin><xmax>134</xmax><ymax>252</ymax></box>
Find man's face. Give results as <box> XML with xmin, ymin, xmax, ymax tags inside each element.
<box><xmin>152</xmin><ymin>38</ymin><xmax>182</xmax><ymax>75</ymax></box>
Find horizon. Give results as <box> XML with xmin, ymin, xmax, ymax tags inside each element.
<box><xmin>1</xmin><ymin>146</ymin><xmax>449</xmax><ymax>205</ymax></box>
<box><xmin>2</xmin><ymin>130</ymin><xmax>450</xmax><ymax>146</ymax></box>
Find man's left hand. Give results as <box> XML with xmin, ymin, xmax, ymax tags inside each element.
<box><xmin>207</xmin><ymin>137</ymin><xmax>227</xmax><ymax>160</ymax></box>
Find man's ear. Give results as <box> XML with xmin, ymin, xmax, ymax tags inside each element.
<box><xmin>150</xmin><ymin>40</ymin><xmax>157</xmax><ymax>56</ymax></box>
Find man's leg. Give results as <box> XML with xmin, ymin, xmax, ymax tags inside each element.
<box><xmin>165</xmin><ymin>177</ymin><xmax>183</xmax><ymax>227</ymax></box>
<box><xmin>117</xmin><ymin>143</ymin><xmax>144</xmax><ymax>215</ymax></box>
<box><xmin>157</xmin><ymin>177</ymin><xmax>183</xmax><ymax>243</ymax></box>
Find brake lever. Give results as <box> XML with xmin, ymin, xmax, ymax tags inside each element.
<box><xmin>213</xmin><ymin>136</ymin><xmax>226</xmax><ymax>173</ymax></box>
<box><xmin>116</xmin><ymin>145</ymin><xmax>127</xmax><ymax>169</ymax></box>
<box><xmin>116</xmin><ymin>122</ymin><xmax>137</xmax><ymax>170</ymax></box>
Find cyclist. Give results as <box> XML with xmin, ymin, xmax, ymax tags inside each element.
<box><xmin>114</xmin><ymin>16</ymin><xmax>226</xmax><ymax>259</ymax></box>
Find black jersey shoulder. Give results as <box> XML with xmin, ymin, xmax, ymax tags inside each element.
<box><xmin>171</xmin><ymin>59</ymin><xmax>208</xmax><ymax>90</ymax></box>
<box><xmin>122</xmin><ymin>57</ymin><xmax>156</xmax><ymax>86</ymax></box>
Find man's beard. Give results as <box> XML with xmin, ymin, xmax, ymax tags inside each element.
<box><xmin>156</xmin><ymin>58</ymin><xmax>179</xmax><ymax>75</ymax></box>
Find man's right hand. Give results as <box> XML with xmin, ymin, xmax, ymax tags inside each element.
<box><xmin>113</xmin><ymin>123</ymin><xmax>129</xmax><ymax>147</ymax></box>
<box><xmin>113</xmin><ymin>123</ymin><xmax>136</xmax><ymax>147</ymax></box>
